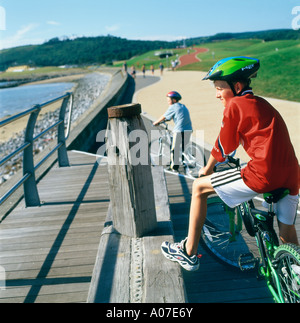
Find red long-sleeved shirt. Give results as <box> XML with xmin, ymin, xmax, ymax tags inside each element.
<box><xmin>212</xmin><ymin>93</ymin><xmax>299</xmax><ymax>195</ymax></box>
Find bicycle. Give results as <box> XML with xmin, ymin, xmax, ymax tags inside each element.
<box><xmin>149</xmin><ymin>122</ymin><xmax>206</xmax><ymax>177</ymax></box>
<box><xmin>201</xmin><ymin>156</ymin><xmax>300</xmax><ymax>303</ymax></box>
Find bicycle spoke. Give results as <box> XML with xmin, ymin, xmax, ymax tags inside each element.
<box><xmin>274</xmin><ymin>244</ymin><xmax>300</xmax><ymax>303</ymax></box>
<box><xmin>201</xmin><ymin>200</ymin><xmax>252</xmax><ymax>268</ymax></box>
<box><xmin>278</xmin><ymin>260</ymin><xmax>300</xmax><ymax>302</ymax></box>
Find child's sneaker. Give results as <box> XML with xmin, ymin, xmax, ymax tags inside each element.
<box><xmin>161</xmin><ymin>238</ymin><xmax>201</xmax><ymax>271</ymax></box>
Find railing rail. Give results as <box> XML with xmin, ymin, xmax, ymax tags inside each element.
<box><xmin>0</xmin><ymin>92</ymin><xmax>73</xmax><ymax>207</ymax></box>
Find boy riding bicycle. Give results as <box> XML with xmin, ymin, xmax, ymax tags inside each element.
<box><xmin>153</xmin><ymin>91</ymin><xmax>193</xmax><ymax>171</ymax></box>
<box><xmin>161</xmin><ymin>56</ymin><xmax>299</xmax><ymax>271</ymax></box>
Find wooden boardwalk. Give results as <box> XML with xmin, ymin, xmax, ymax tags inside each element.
<box><xmin>0</xmin><ymin>149</ymin><xmax>299</xmax><ymax>303</ymax></box>
<box><xmin>0</xmin><ymin>151</ymin><xmax>110</xmax><ymax>303</ymax></box>
<box><xmin>165</xmin><ymin>172</ymin><xmax>274</xmax><ymax>303</ymax></box>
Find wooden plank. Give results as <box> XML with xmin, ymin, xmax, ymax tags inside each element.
<box><xmin>87</xmin><ymin>225</ymin><xmax>131</xmax><ymax>303</ymax></box>
<box><xmin>142</xmin><ymin>223</ymin><xmax>187</xmax><ymax>303</ymax></box>
<box><xmin>106</xmin><ymin>114</ymin><xmax>157</xmax><ymax>237</ymax></box>
<box><xmin>0</xmin><ymin>151</ymin><xmax>109</xmax><ymax>303</ymax></box>
<box><xmin>143</xmin><ymin>166</ymin><xmax>186</xmax><ymax>303</ymax></box>
<box><xmin>88</xmin><ymin>166</ymin><xmax>187</xmax><ymax>303</ymax></box>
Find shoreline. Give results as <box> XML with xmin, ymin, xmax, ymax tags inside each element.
<box><xmin>0</xmin><ymin>74</ymin><xmax>84</xmax><ymax>142</ymax></box>
<box><xmin>0</xmin><ymin>72</ymin><xmax>111</xmax><ymax>184</ymax></box>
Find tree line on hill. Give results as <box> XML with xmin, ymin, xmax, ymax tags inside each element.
<box><xmin>188</xmin><ymin>28</ymin><xmax>299</xmax><ymax>44</ymax></box>
<box><xmin>0</xmin><ymin>36</ymin><xmax>179</xmax><ymax>71</ymax></box>
<box><xmin>0</xmin><ymin>29</ymin><xmax>298</xmax><ymax>71</ymax></box>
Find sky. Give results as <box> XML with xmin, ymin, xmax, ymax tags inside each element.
<box><xmin>0</xmin><ymin>0</ymin><xmax>299</xmax><ymax>50</ymax></box>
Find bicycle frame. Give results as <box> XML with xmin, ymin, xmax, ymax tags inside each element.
<box><xmin>238</xmin><ymin>200</ymin><xmax>286</xmax><ymax>303</ymax></box>
<box><xmin>202</xmin><ymin>156</ymin><xmax>299</xmax><ymax>302</ymax></box>
<box><xmin>224</xmin><ymin>204</ymin><xmax>243</xmax><ymax>243</ymax></box>
<box><xmin>153</xmin><ymin>123</ymin><xmax>198</xmax><ymax>172</ymax></box>
<box><xmin>159</xmin><ymin>122</ymin><xmax>172</xmax><ymax>144</ymax></box>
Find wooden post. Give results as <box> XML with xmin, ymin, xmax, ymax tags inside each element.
<box><xmin>106</xmin><ymin>103</ymin><xmax>157</xmax><ymax>237</ymax></box>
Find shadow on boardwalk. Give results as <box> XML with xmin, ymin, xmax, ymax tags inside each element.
<box><xmin>164</xmin><ymin>172</ymin><xmax>274</xmax><ymax>303</ymax></box>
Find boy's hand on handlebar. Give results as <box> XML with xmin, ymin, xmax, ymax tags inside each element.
<box><xmin>198</xmin><ymin>165</ymin><xmax>214</xmax><ymax>178</ymax></box>
<box><xmin>199</xmin><ymin>155</ymin><xmax>219</xmax><ymax>177</ymax></box>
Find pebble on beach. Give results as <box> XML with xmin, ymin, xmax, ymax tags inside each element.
<box><xmin>0</xmin><ymin>72</ymin><xmax>110</xmax><ymax>185</ymax></box>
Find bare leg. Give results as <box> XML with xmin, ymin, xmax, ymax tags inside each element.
<box><xmin>278</xmin><ymin>221</ymin><xmax>299</xmax><ymax>245</ymax></box>
<box><xmin>185</xmin><ymin>175</ymin><xmax>215</xmax><ymax>256</ymax></box>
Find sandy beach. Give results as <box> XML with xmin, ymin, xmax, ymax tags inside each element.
<box><xmin>0</xmin><ymin>74</ymin><xmax>86</xmax><ymax>143</ymax></box>
<box><xmin>134</xmin><ymin>70</ymin><xmax>300</xmax><ymax>162</ymax></box>
<box><xmin>0</xmin><ymin>72</ymin><xmax>110</xmax><ymax>183</ymax></box>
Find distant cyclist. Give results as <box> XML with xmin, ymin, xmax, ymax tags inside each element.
<box><xmin>161</xmin><ymin>57</ymin><xmax>299</xmax><ymax>271</ymax></box>
<box><xmin>153</xmin><ymin>91</ymin><xmax>193</xmax><ymax>171</ymax></box>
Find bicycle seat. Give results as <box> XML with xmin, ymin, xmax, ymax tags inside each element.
<box><xmin>263</xmin><ymin>188</ymin><xmax>290</xmax><ymax>204</ymax></box>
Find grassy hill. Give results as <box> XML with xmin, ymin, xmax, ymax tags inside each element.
<box><xmin>1</xmin><ymin>30</ymin><xmax>299</xmax><ymax>101</ymax></box>
<box><xmin>179</xmin><ymin>39</ymin><xmax>300</xmax><ymax>102</ymax></box>
<box><xmin>113</xmin><ymin>48</ymin><xmax>187</xmax><ymax>71</ymax></box>
<box><xmin>0</xmin><ymin>36</ymin><xmax>179</xmax><ymax>71</ymax></box>
<box><xmin>118</xmin><ymin>39</ymin><xmax>299</xmax><ymax>102</ymax></box>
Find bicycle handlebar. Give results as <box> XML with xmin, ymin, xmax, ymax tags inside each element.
<box><xmin>160</xmin><ymin>121</ymin><xmax>168</xmax><ymax>130</ymax></box>
<box><xmin>213</xmin><ymin>152</ymin><xmax>240</xmax><ymax>173</ymax></box>
<box><xmin>227</xmin><ymin>155</ymin><xmax>240</xmax><ymax>168</ymax></box>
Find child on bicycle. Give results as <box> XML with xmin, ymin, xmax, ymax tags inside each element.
<box><xmin>161</xmin><ymin>56</ymin><xmax>299</xmax><ymax>271</ymax></box>
<box><xmin>153</xmin><ymin>91</ymin><xmax>193</xmax><ymax>171</ymax></box>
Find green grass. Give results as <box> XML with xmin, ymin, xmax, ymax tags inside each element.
<box><xmin>113</xmin><ymin>48</ymin><xmax>188</xmax><ymax>70</ymax></box>
<box><xmin>178</xmin><ymin>39</ymin><xmax>300</xmax><ymax>102</ymax></box>
<box><xmin>114</xmin><ymin>39</ymin><xmax>299</xmax><ymax>101</ymax></box>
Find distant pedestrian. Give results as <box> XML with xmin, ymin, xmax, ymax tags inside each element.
<box><xmin>159</xmin><ymin>62</ymin><xmax>164</xmax><ymax>75</ymax></box>
<box><xmin>131</xmin><ymin>66</ymin><xmax>136</xmax><ymax>79</ymax></box>
<box><xmin>171</xmin><ymin>60</ymin><xmax>177</xmax><ymax>71</ymax></box>
<box><xmin>150</xmin><ymin>64</ymin><xmax>154</xmax><ymax>75</ymax></box>
<box><xmin>142</xmin><ymin>64</ymin><xmax>146</xmax><ymax>78</ymax></box>
<box><xmin>123</xmin><ymin>61</ymin><xmax>127</xmax><ymax>73</ymax></box>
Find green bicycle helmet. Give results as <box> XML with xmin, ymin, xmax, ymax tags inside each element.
<box><xmin>203</xmin><ymin>56</ymin><xmax>260</xmax><ymax>82</ymax></box>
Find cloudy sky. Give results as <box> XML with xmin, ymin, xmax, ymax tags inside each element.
<box><xmin>0</xmin><ymin>0</ymin><xmax>299</xmax><ymax>49</ymax></box>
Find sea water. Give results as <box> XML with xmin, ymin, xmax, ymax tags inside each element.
<box><xmin>0</xmin><ymin>82</ymin><xmax>75</xmax><ymax>119</ymax></box>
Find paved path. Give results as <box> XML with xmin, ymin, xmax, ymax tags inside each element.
<box><xmin>135</xmin><ymin>70</ymin><xmax>300</xmax><ymax>163</ymax></box>
<box><xmin>179</xmin><ymin>48</ymin><xmax>208</xmax><ymax>67</ymax></box>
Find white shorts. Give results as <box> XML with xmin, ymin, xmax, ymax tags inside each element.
<box><xmin>270</xmin><ymin>194</ymin><xmax>299</xmax><ymax>225</ymax></box>
<box><xmin>210</xmin><ymin>168</ymin><xmax>299</xmax><ymax>225</ymax></box>
<box><xmin>211</xmin><ymin>168</ymin><xmax>257</xmax><ymax>208</ymax></box>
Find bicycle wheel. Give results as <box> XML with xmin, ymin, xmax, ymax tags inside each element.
<box><xmin>184</xmin><ymin>143</ymin><xmax>206</xmax><ymax>177</ymax></box>
<box><xmin>184</xmin><ymin>142</ymin><xmax>206</xmax><ymax>167</ymax></box>
<box><xmin>201</xmin><ymin>196</ymin><xmax>253</xmax><ymax>269</ymax></box>
<box><xmin>273</xmin><ymin>243</ymin><xmax>300</xmax><ymax>303</ymax></box>
<box><xmin>149</xmin><ymin>138</ymin><xmax>170</xmax><ymax>166</ymax></box>
<box><xmin>236</xmin><ymin>201</ymin><xmax>256</xmax><ymax>237</ymax></box>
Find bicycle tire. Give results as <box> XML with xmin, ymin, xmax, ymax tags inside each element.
<box><xmin>236</xmin><ymin>201</ymin><xmax>256</xmax><ymax>237</ymax></box>
<box><xmin>149</xmin><ymin>138</ymin><xmax>170</xmax><ymax>166</ymax></box>
<box><xmin>200</xmin><ymin>196</ymin><xmax>252</xmax><ymax>269</ymax></box>
<box><xmin>273</xmin><ymin>243</ymin><xmax>300</xmax><ymax>303</ymax></box>
<box><xmin>184</xmin><ymin>142</ymin><xmax>206</xmax><ymax>168</ymax></box>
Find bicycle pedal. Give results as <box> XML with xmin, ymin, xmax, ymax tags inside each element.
<box><xmin>238</xmin><ymin>253</ymin><xmax>257</xmax><ymax>271</ymax></box>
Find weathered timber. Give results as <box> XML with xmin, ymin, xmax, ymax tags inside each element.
<box><xmin>106</xmin><ymin>103</ymin><xmax>157</xmax><ymax>238</ymax></box>
<box><xmin>87</xmin><ymin>166</ymin><xmax>187</xmax><ymax>303</ymax></box>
